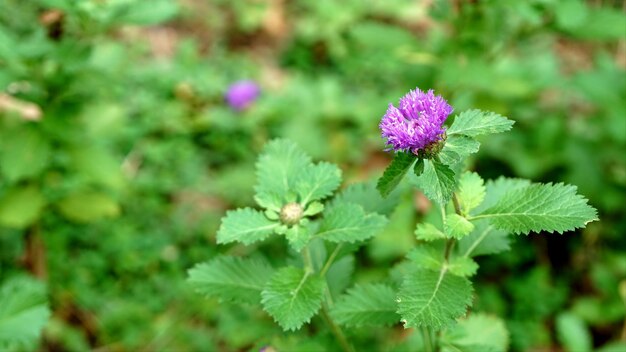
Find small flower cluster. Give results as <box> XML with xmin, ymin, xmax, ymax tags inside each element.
<box><xmin>379</xmin><ymin>88</ymin><xmax>453</xmax><ymax>155</ymax></box>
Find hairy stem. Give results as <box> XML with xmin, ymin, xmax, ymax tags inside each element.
<box><xmin>321</xmin><ymin>304</ymin><xmax>354</xmax><ymax>352</ymax></box>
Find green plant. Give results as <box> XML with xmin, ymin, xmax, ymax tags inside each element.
<box><xmin>188</xmin><ymin>104</ymin><xmax>598</xmax><ymax>350</ymax></box>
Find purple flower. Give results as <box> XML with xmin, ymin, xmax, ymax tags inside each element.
<box><xmin>225</xmin><ymin>80</ymin><xmax>260</xmax><ymax>111</ymax></box>
<box><xmin>379</xmin><ymin>88</ymin><xmax>453</xmax><ymax>154</ymax></box>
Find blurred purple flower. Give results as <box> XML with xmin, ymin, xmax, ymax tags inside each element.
<box><xmin>225</xmin><ymin>80</ymin><xmax>260</xmax><ymax>111</ymax></box>
<box><xmin>379</xmin><ymin>88</ymin><xmax>453</xmax><ymax>154</ymax></box>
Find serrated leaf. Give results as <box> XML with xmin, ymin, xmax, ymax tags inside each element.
<box><xmin>415</xmin><ymin>159</ymin><xmax>456</xmax><ymax>205</ymax></box>
<box><xmin>285</xmin><ymin>224</ymin><xmax>310</xmax><ymax>251</ymax></box>
<box><xmin>331</xmin><ymin>284</ymin><xmax>399</xmax><ymax>327</ymax></box>
<box><xmin>377</xmin><ymin>152</ymin><xmax>416</xmax><ymax>197</ymax></box>
<box><xmin>474</xmin><ymin>183</ymin><xmax>598</xmax><ymax>235</ymax></box>
<box><xmin>255</xmin><ymin>139</ymin><xmax>312</xmax><ymax>209</ymax></box>
<box><xmin>440</xmin><ymin>135</ymin><xmax>481</xmax><ymax>164</ymax></box>
<box><xmin>441</xmin><ymin>314</ymin><xmax>509</xmax><ymax>352</ymax></box>
<box><xmin>315</xmin><ymin>203</ymin><xmax>387</xmax><ymax>243</ymax></box>
<box><xmin>407</xmin><ymin>245</ymin><xmax>444</xmax><ymax>272</ymax></box>
<box><xmin>457</xmin><ymin>220</ymin><xmax>510</xmax><ymax>257</ymax></box>
<box><xmin>397</xmin><ymin>269</ymin><xmax>473</xmax><ymax>330</ymax></box>
<box><xmin>261</xmin><ymin>267</ymin><xmax>324</xmax><ymax>331</ymax></box>
<box><xmin>254</xmin><ymin>192</ymin><xmax>283</xmax><ymax>212</ymax></box>
<box><xmin>0</xmin><ymin>276</ymin><xmax>50</xmax><ymax>349</ymax></box>
<box><xmin>445</xmin><ymin>214</ymin><xmax>474</xmax><ymax>239</ymax></box>
<box><xmin>296</xmin><ymin>162</ymin><xmax>342</xmax><ymax>205</ymax></box>
<box><xmin>415</xmin><ymin>223</ymin><xmax>446</xmax><ymax>241</ymax></box>
<box><xmin>187</xmin><ymin>256</ymin><xmax>274</xmax><ymax>304</ymax></box>
<box><xmin>0</xmin><ymin>186</ymin><xmax>45</xmax><ymax>229</ymax></box>
<box><xmin>474</xmin><ymin>177</ymin><xmax>531</xmax><ymax>214</ymax></box>
<box><xmin>447</xmin><ymin>110</ymin><xmax>514</xmax><ymax>137</ymax></box>
<box><xmin>448</xmin><ymin>257</ymin><xmax>478</xmax><ymax>277</ymax></box>
<box><xmin>216</xmin><ymin>208</ymin><xmax>279</xmax><ymax>245</ymax></box>
<box><xmin>458</xmin><ymin>172</ymin><xmax>486</xmax><ymax>215</ymax></box>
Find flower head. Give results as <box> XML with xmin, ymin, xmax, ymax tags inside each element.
<box><xmin>225</xmin><ymin>80</ymin><xmax>260</xmax><ymax>111</ymax></box>
<box><xmin>379</xmin><ymin>88</ymin><xmax>453</xmax><ymax>155</ymax></box>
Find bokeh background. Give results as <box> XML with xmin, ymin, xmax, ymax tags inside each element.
<box><xmin>0</xmin><ymin>0</ymin><xmax>625</xmax><ymax>351</ymax></box>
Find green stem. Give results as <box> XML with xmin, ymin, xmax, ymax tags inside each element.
<box><xmin>320</xmin><ymin>244</ymin><xmax>343</xmax><ymax>277</ymax></box>
<box><xmin>321</xmin><ymin>304</ymin><xmax>354</xmax><ymax>352</ymax></box>
<box><xmin>452</xmin><ymin>192</ymin><xmax>462</xmax><ymax>216</ymax></box>
<box><xmin>302</xmin><ymin>247</ymin><xmax>314</xmax><ymax>274</ymax></box>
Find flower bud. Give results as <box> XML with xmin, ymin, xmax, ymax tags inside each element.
<box><xmin>280</xmin><ymin>203</ymin><xmax>303</xmax><ymax>226</ymax></box>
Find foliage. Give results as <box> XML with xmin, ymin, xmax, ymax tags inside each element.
<box><xmin>0</xmin><ymin>276</ymin><xmax>50</xmax><ymax>350</ymax></box>
<box><xmin>0</xmin><ymin>0</ymin><xmax>624</xmax><ymax>350</ymax></box>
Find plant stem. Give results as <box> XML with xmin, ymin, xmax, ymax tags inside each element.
<box><xmin>444</xmin><ymin>238</ymin><xmax>455</xmax><ymax>262</ymax></box>
<box><xmin>302</xmin><ymin>247</ymin><xmax>314</xmax><ymax>274</ymax></box>
<box><xmin>23</xmin><ymin>223</ymin><xmax>47</xmax><ymax>279</ymax></box>
<box><xmin>321</xmin><ymin>304</ymin><xmax>354</xmax><ymax>352</ymax></box>
<box><xmin>320</xmin><ymin>244</ymin><xmax>343</xmax><ymax>277</ymax></box>
<box><xmin>452</xmin><ymin>192</ymin><xmax>462</xmax><ymax>215</ymax></box>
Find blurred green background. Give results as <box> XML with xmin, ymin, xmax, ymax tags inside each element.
<box><xmin>0</xmin><ymin>0</ymin><xmax>625</xmax><ymax>351</ymax></box>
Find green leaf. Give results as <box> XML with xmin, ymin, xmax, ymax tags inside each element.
<box><xmin>303</xmin><ymin>201</ymin><xmax>324</xmax><ymax>217</ymax></box>
<box><xmin>447</xmin><ymin>110</ymin><xmax>514</xmax><ymax>137</ymax></box>
<box><xmin>255</xmin><ymin>139</ymin><xmax>312</xmax><ymax>209</ymax></box>
<box><xmin>457</xmin><ymin>220</ymin><xmax>510</xmax><ymax>257</ymax></box>
<box><xmin>0</xmin><ymin>186</ymin><xmax>45</xmax><ymax>229</ymax></box>
<box><xmin>376</xmin><ymin>152</ymin><xmax>416</xmax><ymax>197</ymax></box>
<box><xmin>188</xmin><ymin>256</ymin><xmax>274</xmax><ymax>304</ymax></box>
<box><xmin>474</xmin><ymin>183</ymin><xmax>598</xmax><ymax>235</ymax></box>
<box><xmin>216</xmin><ymin>208</ymin><xmax>279</xmax><ymax>245</ymax></box>
<box><xmin>261</xmin><ymin>267</ymin><xmax>324</xmax><ymax>331</ymax></box>
<box><xmin>441</xmin><ymin>314</ymin><xmax>509</xmax><ymax>352</ymax></box>
<box><xmin>415</xmin><ymin>223</ymin><xmax>446</xmax><ymax>242</ymax></box>
<box><xmin>407</xmin><ymin>245</ymin><xmax>444</xmax><ymax>272</ymax></box>
<box><xmin>458</xmin><ymin>172</ymin><xmax>486</xmax><ymax>215</ymax></box>
<box><xmin>315</xmin><ymin>203</ymin><xmax>387</xmax><ymax>243</ymax></box>
<box><xmin>57</xmin><ymin>191</ymin><xmax>120</xmax><ymax>223</ymax></box>
<box><xmin>445</xmin><ymin>214</ymin><xmax>474</xmax><ymax>240</ymax></box>
<box><xmin>415</xmin><ymin>159</ymin><xmax>456</xmax><ymax>205</ymax></box>
<box><xmin>474</xmin><ymin>177</ymin><xmax>531</xmax><ymax>214</ymax></box>
<box><xmin>0</xmin><ymin>276</ymin><xmax>50</xmax><ymax>349</ymax></box>
<box><xmin>296</xmin><ymin>162</ymin><xmax>342</xmax><ymax>205</ymax></box>
<box><xmin>556</xmin><ymin>313</ymin><xmax>592</xmax><ymax>352</ymax></box>
<box><xmin>408</xmin><ymin>246</ymin><xmax>477</xmax><ymax>277</ymax></box>
<box><xmin>331</xmin><ymin>284</ymin><xmax>399</xmax><ymax>327</ymax></box>
<box><xmin>285</xmin><ymin>225</ymin><xmax>310</xmax><ymax>252</ymax></box>
<box><xmin>413</xmin><ymin>158</ymin><xmax>425</xmax><ymax>176</ymax></box>
<box><xmin>0</xmin><ymin>127</ymin><xmax>50</xmax><ymax>183</ymax></box>
<box><xmin>397</xmin><ymin>269</ymin><xmax>473</xmax><ymax>330</ymax></box>
<box><xmin>448</xmin><ymin>257</ymin><xmax>478</xmax><ymax>277</ymax></box>
<box><xmin>440</xmin><ymin>135</ymin><xmax>480</xmax><ymax>162</ymax></box>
